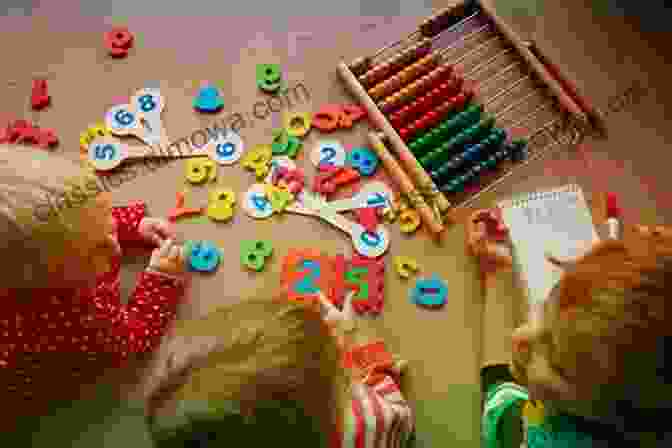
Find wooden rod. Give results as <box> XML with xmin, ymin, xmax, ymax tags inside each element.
<box><xmin>336</xmin><ymin>61</ymin><xmax>451</xmax><ymax>214</ymax></box>
<box><xmin>477</xmin><ymin>0</ymin><xmax>589</xmax><ymax>124</ymax></box>
<box><xmin>526</xmin><ymin>40</ymin><xmax>608</xmax><ymax>138</ymax></box>
<box><xmin>367</xmin><ymin>131</ymin><xmax>445</xmax><ymax>234</ymax></box>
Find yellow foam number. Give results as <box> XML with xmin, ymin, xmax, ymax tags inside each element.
<box><xmin>207</xmin><ymin>187</ymin><xmax>236</xmax><ymax>222</ymax></box>
<box><xmin>393</xmin><ymin>256</ymin><xmax>419</xmax><ymax>279</ymax></box>
<box><xmin>284</xmin><ymin>111</ymin><xmax>312</xmax><ymax>138</ymax></box>
<box><xmin>80</xmin><ymin>123</ymin><xmax>112</xmax><ymax>152</ymax></box>
<box><xmin>399</xmin><ymin>209</ymin><xmax>421</xmax><ymax>233</ymax></box>
<box><xmin>242</xmin><ymin>144</ymin><xmax>272</xmax><ymax>179</ymax></box>
<box><xmin>186</xmin><ymin>158</ymin><xmax>217</xmax><ymax>184</ymax></box>
<box><xmin>264</xmin><ymin>184</ymin><xmax>293</xmax><ymax>212</ymax></box>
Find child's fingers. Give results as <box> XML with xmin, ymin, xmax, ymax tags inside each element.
<box><xmin>317</xmin><ymin>291</ymin><xmax>340</xmax><ymax>322</ymax></box>
<box><xmin>342</xmin><ymin>290</ymin><xmax>356</xmax><ymax>322</ymax></box>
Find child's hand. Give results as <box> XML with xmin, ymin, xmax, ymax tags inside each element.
<box><xmin>147</xmin><ymin>239</ymin><xmax>187</xmax><ymax>278</ymax></box>
<box><xmin>466</xmin><ymin>208</ymin><xmax>513</xmax><ymax>278</ymax></box>
<box><xmin>139</xmin><ymin>217</ymin><xmax>175</xmax><ymax>246</ymax></box>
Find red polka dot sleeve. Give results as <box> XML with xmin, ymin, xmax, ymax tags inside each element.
<box><xmin>111</xmin><ymin>202</ymin><xmax>147</xmax><ymax>248</ymax></box>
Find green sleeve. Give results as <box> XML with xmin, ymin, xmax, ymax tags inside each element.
<box><xmin>18</xmin><ymin>384</ymin><xmax>154</xmax><ymax>448</ymax></box>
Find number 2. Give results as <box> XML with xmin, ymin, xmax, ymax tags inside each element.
<box><xmin>294</xmin><ymin>259</ymin><xmax>320</xmax><ymax>294</ymax></box>
<box><xmin>320</xmin><ymin>147</ymin><xmax>336</xmax><ymax>165</ymax></box>
<box><xmin>94</xmin><ymin>144</ymin><xmax>115</xmax><ymax>160</ymax></box>
<box><xmin>138</xmin><ymin>94</ymin><xmax>156</xmax><ymax>112</ymax></box>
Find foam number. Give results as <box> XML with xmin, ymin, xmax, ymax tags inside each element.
<box><xmin>242</xmin><ymin>183</ymin><xmax>274</xmax><ymax>219</ymax></box>
<box><xmin>284</xmin><ymin>111</ymin><xmax>312</xmax><ymax>138</ymax></box>
<box><xmin>106</xmin><ymin>104</ymin><xmax>138</xmax><ymax>135</ymax></box>
<box><xmin>310</xmin><ymin>140</ymin><xmax>346</xmax><ymax>168</ymax></box>
<box><xmin>131</xmin><ymin>87</ymin><xmax>166</xmax><ymax>145</ymax></box>
<box><xmin>346</xmin><ymin>147</ymin><xmax>379</xmax><ymax>176</ymax></box>
<box><xmin>240</xmin><ymin>240</ymin><xmax>273</xmax><ymax>271</ymax></box>
<box><xmin>87</xmin><ymin>136</ymin><xmax>129</xmax><ymax>171</ymax></box>
<box><xmin>206</xmin><ymin>130</ymin><xmax>244</xmax><ymax>165</ymax></box>
<box><xmin>185</xmin><ymin>158</ymin><xmax>217</xmax><ymax>184</ymax></box>
<box><xmin>265</xmin><ymin>156</ymin><xmax>296</xmax><ymax>184</ymax></box>
<box><xmin>186</xmin><ymin>240</ymin><xmax>221</xmax><ymax>273</ymax></box>
<box><xmin>410</xmin><ymin>275</ymin><xmax>448</xmax><ymax>308</ymax></box>
<box><xmin>264</xmin><ymin>184</ymin><xmax>294</xmax><ymax>213</ymax></box>
<box><xmin>281</xmin><ymin>249</ymin><xmax>334</xmax><ymax>303</ymax></box>
<box><xmin>351</xmin><ymin>222</ymin><xmax>390</xmax><ymax>258</ymax></box>
<box><xmin>256</xmin><ymin>64</ymin><xmax>282</xmax><ymax>93</ymax></box>
<box><xmin>206</xmin><ymin>187</ymin><xmax>235</xmax><ymax>222</ymax></box>
<box><xmin>345</xmin><ymin>267</ymin><xmax>369</xmax><ymax>301</ymax></box>
<box><xmin>242</xmin><ymin>144</ymin><xmax>272</xmax><ymax>179</ymax></box>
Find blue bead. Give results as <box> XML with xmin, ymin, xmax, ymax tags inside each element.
<box><xmin>347</xmin><ymin>147</ymin><xmax>380</xmax><ymax>176</ymax></box>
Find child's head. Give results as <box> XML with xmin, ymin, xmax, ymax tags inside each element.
<box><xmin>510</xmin><ymin>226</ymin><xmax>671</xmax><ymax>424</ymax></box>
<box><xmin>150</xmin><ymin>298</ymin><xmax>347</xmax><ymax>446</ymax></box>
<box><xmin>0</xmin><ymin>144</ymin><xmax>119</xmax><ymax>292</ymax></box>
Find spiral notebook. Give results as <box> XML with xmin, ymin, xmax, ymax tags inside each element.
<box><xmin>497</xmin><ymin>184</ymin><xmax>599</xmax><ymax>306</ymax></box>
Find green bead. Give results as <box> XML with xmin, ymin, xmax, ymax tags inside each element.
<box><xmin>285</xmin><ymin>136</ymin><xmax>302</xmax><ymax>158</ymax></box>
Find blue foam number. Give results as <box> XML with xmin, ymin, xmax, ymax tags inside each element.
<box><xmin>347</xmin><ymin>147</ymin><xmax>379</xmax><ymax>176</ymax></box>
<box><xmin>411</xmin><ymin>276</ymin><xmax>448</xmax><ymax>308</ymax></box>
<box><xmin>294</xmin><ymin>259</ymin><xmax>321</xmax><ymax>294</ymax></box>
<box><xmin>216</xmin><ymin>143</ymin><xmax>235</xmax><ymax>157</ymax></box>
<box><xmin>94</xmin><ymin>144</ymin><xmax>116</xmax><ymax>160</ymax></box>
<box><xmin>360</xmin><ymin>230</ymin><xmax>382</xmax><ymax>247</ymax></box>
<box><xmin>114</xmin><ymin>109</ymin><xmax>135</xmax><ymax>126</ymax></box>
<box><xmin>187</xmin><ymin>241</ymin><xmax>221</xmax><ymax>273</ymax></box>
<box><xmin>320</xmin><ymin>146</ymin><xmax>337</xmax><ymax>165</ymax></box>
<box><xmin>138</xmin><ymin>94</ymin><xmax>157</xmax><ymax>113</ymax></box>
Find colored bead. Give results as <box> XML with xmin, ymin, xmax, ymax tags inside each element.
<box><xmin>377</xmin><ymin>62</ymin><xmax>454</xmax><ymax>113</ymax></box>
<box><xmin>350</xmin><ymin>56</ymin><xmax>372</xmax><ymax>76</ymax></box>
<box><xmin>359</xmin><ymin>38</ymin><xmax>432</xmax><ymax>88</ymax></box>
<box><xmin>409</xmin><ymin>103</ymin><xmax>482</xmax><ymax>157</ymax></box>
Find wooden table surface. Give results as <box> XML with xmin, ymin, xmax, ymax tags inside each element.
<box><xmin>1</xmin><ymin>1</ymin><xmax>670</xmax><ymax>446</ymax></box>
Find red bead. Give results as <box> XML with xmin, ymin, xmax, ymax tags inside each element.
<box><xmin>399</xmin><ymin>128</ymin><xmax>409</xmax><ymax>140</ymax></box>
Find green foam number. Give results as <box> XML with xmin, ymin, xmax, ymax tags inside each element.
<box><xmin>240</xmin><ymin>240</ymin><xmax>273</xmax><ymax>271</ymax></box>
<box><xmin>345</xmin><ymin>267</ymin><xmax>369</xmax><ymax>301</ymax></box>
<box><xmin>256</xmin><ymin>64</ymin><xmax>282</xmax><ymax>93</ymax></box>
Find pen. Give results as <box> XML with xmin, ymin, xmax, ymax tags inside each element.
<box><xmin>606</xmin><ymin>192</ymin><xmax>621</xmax><ymax>239</ymax></box>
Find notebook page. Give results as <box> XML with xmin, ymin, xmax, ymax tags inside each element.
<box><xmin>499</xmin><ymin>185</ymin><xmax>599</xmax><ymax>305</ymax></box>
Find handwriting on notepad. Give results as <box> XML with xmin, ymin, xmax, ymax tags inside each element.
<box><xmin>522</xmin><ymin>193</ymin><xmax>579</xmax><ymax>226</ymax></box>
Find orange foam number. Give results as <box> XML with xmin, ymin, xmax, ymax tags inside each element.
<box><xmin>281</xmin><ymin>249</ymin><xmax>335</xmax><ymax>303</ymax></box>
<box><xmin>312</xmin><ymin>104</ymin><xmax>342</xmax><ymax>132</ymax></box>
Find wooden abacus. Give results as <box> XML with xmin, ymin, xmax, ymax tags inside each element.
<box><xmin>337</xmin><ymin>0</ymin><xmax>607</xmax><ymax>234</ymax></box>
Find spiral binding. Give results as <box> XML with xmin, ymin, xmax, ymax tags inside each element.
<box><xmin>499</xmin><ymin>183</ymin><xmax>580</xmax><ymax>209</ymax></box>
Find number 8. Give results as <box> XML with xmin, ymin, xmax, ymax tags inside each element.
<box><xmin>138</xmin><ymin>94</ymin><xmax>156</xmax><ymax>112</ymax></box>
